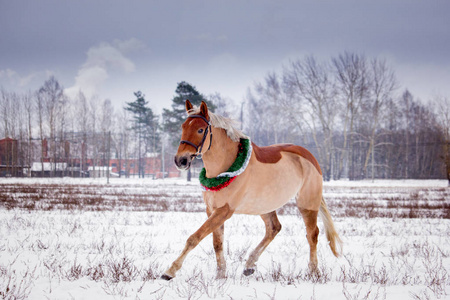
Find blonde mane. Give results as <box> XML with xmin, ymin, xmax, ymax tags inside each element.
<box><xmin>188</xmin><ymin>107</ymin><xmax>248</xmax><ymax>142</ymax></box>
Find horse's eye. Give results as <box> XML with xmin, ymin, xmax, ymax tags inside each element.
<box><xmin>198</xmin><ymin>128</ymin><xmax>204</xmax><ymax>134</ymax></box>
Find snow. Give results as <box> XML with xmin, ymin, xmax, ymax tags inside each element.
<box><xmin>0</xmin><ymin>178</ymin><xmax>449</xmax><ymax>299</ymax></box>
<box><xmin>325</xmin><ymin>179</ymin><xmax>448</xmax><ymax>188</ymax></box>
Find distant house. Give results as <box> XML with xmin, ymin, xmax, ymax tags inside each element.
<box><xmin>31</xmin><ymin>162</ymin><xmax>67</xmax><ymax>177</ymax></box>
<box><xmin>0</xmin><ymin>137</ymin><xmax>22</xmax><ymax>176</ymax></box>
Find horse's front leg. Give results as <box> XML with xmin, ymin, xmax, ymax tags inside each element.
<box><xmin>161</xmin><ymin>204</ymin><xmax>233</xmax><ymax>280</ymax></box>
<box><xmin>207</xmin><ymin>207</ymin><xmax>226</xmax><ymax>279</ymax></box>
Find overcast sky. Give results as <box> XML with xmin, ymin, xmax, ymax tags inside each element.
<box><xmin>1</xmin><ymin>0</ymin><xmax>449</xmax><ymax>114</ymax></box>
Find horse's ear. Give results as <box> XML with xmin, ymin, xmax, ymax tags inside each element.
<box><xmin>185</xmin><ymin>99</ymin><xmax>193</xmax><ymax>113</ymax></box>
<box><xmin>200</xmin><ymin>101</ymin><xmax>209</xmax><ymax>120</ymax></box>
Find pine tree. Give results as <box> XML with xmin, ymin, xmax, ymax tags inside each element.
<box><xmin>162</xmin><ymin>81</ymin><xmax>216</xmax><ymax>146</ymax></box>
<box><xmin>125</xmin><ymin>91</ymin><xmax>159</xmax><ymax>178</ymax></box>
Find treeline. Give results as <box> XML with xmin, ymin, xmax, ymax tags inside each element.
<box><xmin>1</xmin><ymin>52</ymin><xmax>449</xmax><ymax>180</ymax></box>
<box><xmin>1</xmin><ymin>76</ymin><xmax>143</xmax><ymax>177</ymax></box>
<box><xmin>245</xmin><ymin>53</ymin><xmax>449</xmax><ymax>181</ymax></box>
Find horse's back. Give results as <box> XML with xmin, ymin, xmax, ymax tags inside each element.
<box><xmin>252</xmin><ymin>143</ymin><xmax>322</xmax><ymax>175</ymax></box>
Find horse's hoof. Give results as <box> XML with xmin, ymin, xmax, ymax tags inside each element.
<box><xmin>161</xmin><ymin>274</ymin><xmax>173</xmax><ymax>281</ymax></box>
<box><xmin>243</xmin><ymin>268</ymin><xmax>255</xmax><ymax>276</ymax></box>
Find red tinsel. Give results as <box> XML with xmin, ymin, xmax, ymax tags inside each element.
<box><xmin>201</xmin><ymin>176</ymin><xmax>237</xmax><ymax>192</ymax></box>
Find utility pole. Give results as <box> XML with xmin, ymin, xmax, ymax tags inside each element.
<box><xmin>162</xmin><ymin>134</ymin><xmax>165</xmax><ymax>179</ymax></box>
<box><xmin>107</xmin><ymin>131</ymin><xmax>111</xmax><ymax>184</ymax></box>
<box><xmin>161</xmin><ymin>116</ymin><xmax>166</xmax><ymax>179</ymax></box>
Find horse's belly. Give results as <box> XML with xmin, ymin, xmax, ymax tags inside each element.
<box><xmin>234</xmin><ymin>157</ymin><xmax>302</xmax><ymax>215</ymax></box>
<box><xmin>234</xmin><ymin>190</ymin><xmax>296</xmax><ymax>215</ymax></box>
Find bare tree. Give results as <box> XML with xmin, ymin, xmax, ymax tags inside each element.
<box><xmin>283</xmin><ymin>56</ymin><xmax>338</xmax><ymax>180</ymax></box>
<box><xmin>37</xmin><ymin>76</ymin><xmax>65</xmax><ymax>176</ymax></box>
<box><xmin>9</xmin><ymin>92</ymin><xmax>20</xmax><ymax>139</ymax></box>
<box><xmin>209</xmin><ymin>92</ymin><xmax>238</xmax><ymax>119</ymax></box>
<box><xmin>64</xmin><ymin>97</ymin><xmax>77</xmax><ymax>177</ymax></box>
<box><xmin>58</xmin><ymin>94</ymin><xmax>70</xmax><ymax>175</ymax></box>
<box><xmin>90</xmin><ymin>96</ymin><xmax>100</xmax><ymax>177</ymax></box>
<box><xmin>23</xmin><ymin>92</ymin><xmax>34</xmax><ymax>176</ymax></box>
<box><xmin>362</xmin><ymin>58</ymin><xmax>398</xmax><ymax>180</ymax></box>
<box><xmin>35</xmin><ymin>88</ymin><xmax>46</xmax><ymax>175</ymax></box>
<box><xmin>434</xmin><ymin>94</ymin><xmax>450</xmax><ymax>185</ymax></box>
<box><xmin>15</xmin><ymin>93</ymin><xmax>27</xmax><ymax>175</ymax></box>
<box><xmin>101</xmin><ymin>99</ymin><xmax>114</xmax><ymax>176</ymax></box>
<box><xmin>332</xmin><ymin>52</ymin><xmax>369</xmax><ymax>179</ymax></box>
<box><xmin>118</xmin><ymin>109</ymin><xmax>130</xmax><ymax>177</ymax></box>
<box><xmin>245</xmin><ymin>88</ymin><xmax>268</xmax><ymax>145</ymax></box>
<box><xmin>112</xmin><ymin>109</ymin><xmax>126</xmax><ymax>177</ymax></box>
<box><xmin>74</xmin><ymin>91</ymin><xmax>90</xmax><ymax>177</ymax></box>
<box><xmin>259</xmin><ymin>72</ymin><xmax>291</xmax><ymax>144</ymax></box>
<box><xmin>401</xmin><ymin>90</ymin><xmax>413</xmax><ymax>179</ymax></box>
<box><xmin>0</xmin><ymin>90</ymin><xmax>21</xmax><ymax>175</ymax></box>
<box><xmin>1</xmin><ymin>89</ymin><xmax>11</xmax><ymax>138</ymax></box>
<box><xmin>246</xmin><ymin>72</ymin><xmax>294</xmax><ymax>149</ymax></box>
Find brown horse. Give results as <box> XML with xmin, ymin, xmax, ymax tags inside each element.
<box><xmin>161</xmin><ymin>100</ymin><xmax>342</xmax><ymax>280</ymax></box>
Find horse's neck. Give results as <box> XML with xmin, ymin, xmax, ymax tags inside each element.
<box><xmin>202</xmin><ymin>128</ymin><xmax>239</xmax><ymax>178</ymax></box>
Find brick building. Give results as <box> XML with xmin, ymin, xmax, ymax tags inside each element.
<box><xmin>0</xmin><ymin>137</ymin><xmax>20</xmax><ymax>176</ymax></box>
<box><xmin>32</xmin><ymin>138</ymin><xmax>180</xmax><ymax>178</ymax></box>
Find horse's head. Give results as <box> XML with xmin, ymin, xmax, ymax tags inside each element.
<box><xmin>174</xmin><ymin>100</ymin><xmax>212</xmax><ymax>170</ymax></box>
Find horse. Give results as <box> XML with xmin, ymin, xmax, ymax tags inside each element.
<box><xmin>161</xmin><ymin>100</ymin><xmax>342</xmax><ymax>280</ymax></box>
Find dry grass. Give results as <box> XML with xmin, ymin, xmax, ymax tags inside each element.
<box><xmin>0</xmin><ymin>181</ymin><xmax>448</xmax><ymax>219</ymax></box>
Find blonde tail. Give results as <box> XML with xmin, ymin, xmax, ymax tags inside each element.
<box><xmin>319</xmin><ymin>197</ymin><xmax>343</xmax><ymax>257</ymax></box>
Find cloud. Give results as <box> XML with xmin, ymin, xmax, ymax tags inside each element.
<box><xmin>69</xmin><ymin>66</ymin><xmax>109</xmax><ymax>97</ymax></box>
<box><xmin>0</xmin><ymin>68</ymin><xmax>53</xmax><ymax>88</ymax></box>
<box><xmin>113</xmin><ymin>38</ymin><xmax>146</xmax><ymax>54</ymax></box>
<box><xmin>65</xmin><ymin>39</ymin><xmax>144</xmax><ymax>99</ymax></box>
<box><xmin>0</xmin><ymin>69</ymin><xmax>17</xmax><ymax>79</ymax></box>
<box><xmin>86</xmin><ymin>43</ymin><xmax>136</xmax><ymax>73</ymax></box>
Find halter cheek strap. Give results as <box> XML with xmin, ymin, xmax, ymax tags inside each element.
<box><xmin>180</xmin><ymin>115</ymin><xmax>213</xmax><ymax>159</ymax></box>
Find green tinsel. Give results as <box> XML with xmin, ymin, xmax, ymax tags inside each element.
<box><xmin>199</xmin><ymin>138</ymin><xmax>250</xmax><ymax>188</ymax></box>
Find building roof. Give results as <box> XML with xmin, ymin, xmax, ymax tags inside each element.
<box><xmin>31</xmin><ymin>162</ymin><xmax>67</xmax><ymax>171</ymax></box>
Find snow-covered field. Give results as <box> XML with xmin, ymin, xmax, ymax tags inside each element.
<box><xmin>0</xmin><ymin>178</ymin><xmax>449</xmax><ymax>299</ymax></box>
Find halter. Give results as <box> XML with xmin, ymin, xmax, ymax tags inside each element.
<box><xmin>180</xmin><ymin>114</ymin><xmax>213</xmax><ymax>159</ymax></box>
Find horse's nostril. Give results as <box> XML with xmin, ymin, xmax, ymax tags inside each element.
<box><xmin>174</xmin><ymin>155</ymin><xmax>190</xmax><ymax>170</ymax></box>
<box><xmin>180</xmin><ymin>157</ymin><xmax>188</xmax><ymax>166</ymax></box>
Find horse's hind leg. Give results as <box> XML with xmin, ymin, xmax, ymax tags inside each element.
<box><xmin>299</xmin><ymin>207</ymin><xmax>319</xmax><ymax>272</ymax></box>
<box><xmin>244</xmin><ymin>211</ymin><xmax>282</xmax><ymax>276</ymax></box>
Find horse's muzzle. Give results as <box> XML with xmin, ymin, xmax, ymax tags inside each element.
<box><xmin>174</xmin><ymin>155</ymin><xmax>192</xmax><ymax>171</ymax></box>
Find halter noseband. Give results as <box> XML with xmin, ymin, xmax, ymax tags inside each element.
<box><xmin>180</xmin><ymin>115</ymin><xmax>213</xmax><ymax>159</ymax></box>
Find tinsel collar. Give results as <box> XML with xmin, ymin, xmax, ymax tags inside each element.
<box><xmin>199</xmin><ymin>138</ymin><xmax>252</xmax><ymax>192</ymax></box>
